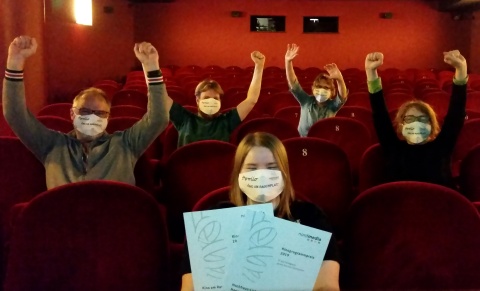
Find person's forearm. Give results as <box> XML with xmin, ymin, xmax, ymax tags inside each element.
<box><xmin>245</xmin><ymin>63</ymin><xmax>264</xmax><ymax>104</ymax></box>
<box><xmin>455</xmin><ymin>64</ymin><xmax>467</xmax><ymax>81</ymax></box>
<box><xmin>336</xmin><ymin>79</ymin><xmax>348</xmax><ymax>99</ymax></box>
<box><xmin>366</xmin><ymin>69</ymin><xmax>378</xmax><ymax>82</ymax></box>
<box><xmin>6</xmin><ymin>56</ymin><xmax>25</xmax><ymax>71</ymax></box>
<box><xmin>285</xmin><ymin>60</ymin><xmax>297</xmax><ymax>88</ymax></box>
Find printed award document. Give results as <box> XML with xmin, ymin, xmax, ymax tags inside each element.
<box><xmin>223</xmin><ymin>209</ymin><xmax>332</xmax><ymax>291</ymax></box>
<box><xmin>184</xmin><ymin>203</ymin><xmax>274</xmax><ymax>291</ymax></box>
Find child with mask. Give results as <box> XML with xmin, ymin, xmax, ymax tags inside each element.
<box><xmin>285</xmin><ymin>43</ymin><xmax>348</xmax><ymax>137</ymax></box>
<box><xmin>180</xmin><ymin>132</ymin><xmax>341</xmax><ymax>291</ymax></box>
<box><xmin>167</xmin><ymin>51</ymin><xmax>265</xmax><ymax>147</ymax></box>
<box><xmin>3</xmin><ymin>36</ymin><xmax>169</xmax><ymax>189</ymax></box>
<box><xmin>365</xmin><ymin>50</ymin><xmax>468</xmax><ymax>189</ymax></box>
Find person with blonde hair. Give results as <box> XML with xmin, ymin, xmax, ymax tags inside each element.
<box><xmin>181</xmin><ymin>132</ymin><xmax>341</xmax><ymax>291</ymax></box>
<box><xmin>167</xmin><ymin>51</ymin><xmax>265</xmax><ymax>147</ymax></box>
<box><xmin>285</xmin><ymin>43</ymin><xmax>348</xmax><ymax>136</ymax></box>
<box><xmin>365</xmin><ymin>50</ymin><xmax>468</xmax><ymax>188</ymax></box>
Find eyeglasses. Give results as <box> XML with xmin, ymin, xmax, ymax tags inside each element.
<box><xmin>72</xmin><ymin>107</ymin><xmax>110</xmax><ymax>118</ymax></box>
<box><xmin>403</xmin><ymin>115</ymin><xmax>430</xmax><ymax>124</ymax></box>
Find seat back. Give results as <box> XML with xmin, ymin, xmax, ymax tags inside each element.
<box><xmin>111</xmin><ymin>90</ymin><xmax>148</xmax><ymax>109</ymax></box>
<box><xmin>343</xmin><ymin>181</ymin><xmax>480</xmax><ymax>289</ymax></box>
<box><xmin>37</xmin><ymin>103</ymin><xmax>72</xmax><ymax>120</ymax></box>
<box><xmin>336</xmin><ymin>106</ymin><xmax>377</xmax><ymax>143</ymax></box>
<box><xmin>358</xmin><ymin>143</ymin><xmax>389</xmax><ymax>193</ymax></box>
<box><xmin>230</xmin><ymin>117</ymin><xmax>299</xmax><ymax>144</ymax></box>
<box><xmin>452</xmin><ymin>119</ymin><xmax>480</xmax><ymax>177</ymax></box>
<box><xmin>307</xmin><ymin>117</ymin><xmax>372</xmax><ymax>184</ymax></box>
<box><xmin>4</xmin><ymin>181</ymin><xmax>170</xmax><ymax>291</ymax></box>
<box><xmin>110</xmin><ymin>105</ymin><xmax>146</xmax><ymax>119</ymax></box>
<box><xmin>37</xmin><ymin>116</ymin><xmax>73</xmax><ymax>133</ymax></box>
<box><xmin>459</xmin><ymin>144</ymin><xmax>480</xmax><ymax>201</ymax></box>
<box><xmin>273</xmin><ymin>106</ymin><xmax>301</xmax><ymax>131</ymax></box>
<box><xmin>163</xmin><ymin>140</ymin><xmax>236</xmax><ymax>242</ymax></box>
<box><xmin>283</xmin><ymin>137</ymin><xmax>352</xmax><ymax>236</ymax></box>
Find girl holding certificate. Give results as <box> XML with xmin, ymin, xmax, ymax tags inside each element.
<box><xmin>181</xmin><ymin>132</ymin><xmax>341</xmax><ymax>291</ymax></box>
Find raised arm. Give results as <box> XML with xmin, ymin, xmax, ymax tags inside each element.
<box><xmin>365</xmin><ymin>52</ymin><xmax>399</xmax><ymax>146</ymax></box>
<box><xmin>3</xmin><ymin>36</ymin><xmax>58</xmax><ymax>161</ymax></box>
<box><xmin>236</xmin><ymin>51</ymin><xmax>265</xmax><ymax>121</ymax></box>
<box><xmin>122</xmin><ymin>42</ymin><xmax>169</xmax><ymax>157</ymax></box>
<box><xmin>285</xmin><ymin>43</ymin><xmax>300</xmax><ymax>89</ymax></box>
<box><xmin>435</xmin><ymin>50</ymin><xmax>468</xmax><ymax>147</ymax></box>
<box><xmin>324</xmin><ymin>63</ymin><xmax>348</xmax><ymax>101</ymax></box>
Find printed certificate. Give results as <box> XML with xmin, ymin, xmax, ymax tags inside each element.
<box><xmin>223</xmin><ymin>209</ymin><xmax>332</xmax><ymax>291</ymax></box>
<box><xmin>184</xmin><ymin>204</ymin><xmax>274</xmax><ymax>291</ymax></box>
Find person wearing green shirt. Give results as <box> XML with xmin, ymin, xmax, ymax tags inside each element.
<box><xmin>167</xmin><ymin>51</ymin><xmax>265</xmax><ymax>147</ymax></box>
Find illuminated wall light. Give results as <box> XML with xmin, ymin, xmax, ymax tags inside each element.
<box><xmin>74</xmin><ymin>0</ymin><xmax>92</xmax><ymax>26</ymax></box>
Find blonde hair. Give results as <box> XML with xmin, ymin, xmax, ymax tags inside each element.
<box><xmin>394</xmin><ymin>100</ymin><xmax>440</xmax><ymax>141</ymax></box>
<box><xmin>229</xmin><ymin>132</ymin><xmax>295</xmax><ymax>218</ymax></box>
<box><xmin>311</xmin><ymin>74</ymin><xmax>337</xmax><ymax>97</ymax></box>
<box><xmin>73</xmin><ymin>88</ymin><xmax>111</xmax><ymax>107</ymax></box>
<box><xmin>194</xmin><ymin>79</ymin><xmax>224</xmax><ymax>97</ymax></box>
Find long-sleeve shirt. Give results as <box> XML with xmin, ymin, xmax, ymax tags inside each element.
<box><xmin>290</xmin><ymin>82</ymin><xmax>345</xmax><ymax>137</ymax></box>
<box><xmin>2</xmin><ymin>78</ymin><xmax>169</xmax><ymax>189</ymax></box>
<box><xmin>368</xmin><ymin>77</ymin><xmax>467</xmax><ymax>188</ymax></box>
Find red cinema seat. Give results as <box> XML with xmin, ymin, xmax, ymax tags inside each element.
<box><xmin>111</xmin><ymin>90</ymin><xmax>148</xmax><ymax>109</ymax></box>
<box><xmin>230</xmin><ymin>117</ymin><xmax>299</xmax><ymax>144</ymax></box>
<box><xmin>110</xmin><ymin>105</ymin><xmax>146</xmax><ymax>119</ymax></box>
<box><xmin>4</xmin><ymin>181</ymin><xmax>171</xmax><ymax>291</ymax></box>
<box><xmin>283</xmin><ymin>137</ymin><xmax>353</xmax><ymax>236</ymax></box>
<box><xmin>37</xmin><ymin>103</ymin><xmax>72</xmax><ymax>120</ymax></box>
<box><xmin>343</xmin><ymin>181</ymin><xmax>480</xmax><ymax>289</ymax></box>
<box><xmin>273</xmin><ymin>106</ymin><xmax>301</xmax><ymax>131</ymax></box>
<box><xmin>336</xmin><ymin>106</ymin><xmax>377</xmax><ymax>144</ymax></box>
<box><xmin>307</xmin><ymin>117</ymin><xmax>372</xmax><ymax>185</ymax></box>
<box><xmin>37</xmin><ymin>116</ymin><xmax>73</xmax><ymax>133</ymax></box>
<box><xmin>459</xmin><ymin>144</ymin><xmax>480</xmax><ymax>201</ymax></box>
<box><xmin>162</xmin><ymin>140</ymin><xmax>237</xmax><ymax>242</ymax></box>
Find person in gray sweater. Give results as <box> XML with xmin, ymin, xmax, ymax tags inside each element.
<box><xmin>3</xmin><ymin>35</ymin><xmax>169</xmax><ymax>189</ymax></box>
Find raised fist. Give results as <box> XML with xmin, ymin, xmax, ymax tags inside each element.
<box><xmin>365</xmin><ymin>52</ymin><xmax>384</xmax><ymax>70</ymax></box>
<box><xmin>251</xmin><ymin>51</ymin><xmax>265</xmax><ymax>66</ymax></box>
<box><xmin>8</xmin><ymin>36</ymin><xmax>37</xmax><ymax>61</ymax></box>
<box><xmin>443</xmin><ymin>50</ymin><xmax>467</xmax><ymax>69</ymax></box>
<box><xmin>134</xmin><ymin>42</ymin><xmax>159</xmax><ymax>65</ymax></box>
<box><xmin>285</xmin><ymin>43</ymin><xmax>299</xmax><ymax>62</ymax></box>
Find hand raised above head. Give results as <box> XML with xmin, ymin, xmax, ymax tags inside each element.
<box><xmin>285</xmin><ymin>43</ymin><xmax>299</xmax><ymax>62</ymax></box>
<box><xmin>8</xmin><ymin>36</ymin><xmax>38</xmax><ymax>61</ymax></box>
<box><xmin>324</xmin><ymin>63</ymin><xmax>343</xmax><ymax>80</ymax></box>
<box><xmin>251</xmin><ymin>51</ymin><xmax>266</xmax><ymax>65</ymax></box>
<box><xmin>443</xmin><ymin>50</ymin><xmax>467</xmax><ymax>69</ymax></box>
<box><xmin>134</xmin><ymin>42</ymin><xmax>159</xmax><ymax>65</ymax></box>
<box><xmin>365</xmin><ymin>52</ymin><xmax>384</xmax><ymax>70</ymax></box>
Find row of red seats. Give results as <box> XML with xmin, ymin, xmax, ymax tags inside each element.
<box><xmin>3</xmin><ymin>102</ymin><xmax>480</xmax><ymax>188</ymax></box>
<box><xmin>2</xmin><ymin>180</ymin><xmax>480</xmax><ymax>289</ymax></box>
<box><xmin>2</xmin><ymin>133</ymin><xmax>480</xmax><ymax>244</ymax></box>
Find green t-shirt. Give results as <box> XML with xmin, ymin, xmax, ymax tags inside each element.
<box><xmin>170</xmin><ymin>102</ymin><xmax>242</xmax><ymax>147</ymax></box>
<box><xmin>290</xmin><ymin>82</ymin><xmax>345</xmax><ymax>137</ymax></box>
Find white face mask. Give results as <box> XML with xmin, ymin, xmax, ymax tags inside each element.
<box><xmin>402</xmin><ymin>121</ymin><xmax>431</xmax><ymax>144</ymax></box>
<box><xmin>198</xmin><ymin>98</ymin><xmax>221</xmax><ymax>115</ymax></box>
<box><xmin>314</xmin><ymin>88</ymin><xmax>331</xmax><ymax>103</ymax></box>
<box><xmin>73</xmin><ymin>114</ymin><xmax>108</xmax><ymax>137</ymax></box>
<box><xmin>238</xmin><ymin>169</ymin><xmax>285</xmax><ymax>203</ymax></box>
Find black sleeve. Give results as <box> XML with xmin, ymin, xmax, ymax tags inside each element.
<box><xmin>180</xmin><ymin>240</ymin><xmax>192</xmax><ymax>275</ymax></box>
<box><xmin>369</xmin><ymin>89</ymin><xmax>399</xmax><ymax>148</ymax></box>
<box><xmin>434</xmin><ymin>83</ymin><xmax>467</xmax><ymax>151</ymax></box>
<box><xmin>290</xmin><ymin>201</ymin><xmax>341</xmax><ymax>263</ymax></box>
